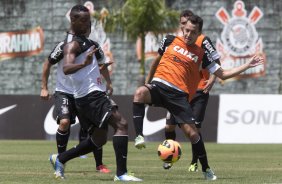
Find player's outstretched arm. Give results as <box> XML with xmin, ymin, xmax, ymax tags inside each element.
<box><xmin>203</xmin><ymin>74</ymin><xmax>217</xmax><ymax>93</ymax></box>
<box><xmin>214</xmin><ymin>55</ymin><xmax>264</xmax><ymax>80</ymax></box>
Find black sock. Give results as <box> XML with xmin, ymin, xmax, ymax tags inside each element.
<box><xmin>93</xmin><ymin>147</ymin><xmax>103</xmax><ymax>167</ymax></box>
<box><xmin>133</xmin><ymin>102</ymin><xmax>145</xmax><ymax>136</ymax></box>
<box><xmin>80</xmin><ymin>127</ymin><xmax>103</xmax><ymax>167</ymax></box>
<box><xmin>113</xmin><ymin>135</ymin><xmax>128</xmax><ymax>176</ymax></box>
<box><xmin>165</xmin><ymin>131</ymin><xmax>176</xmax><ymax>140</ymax></box>
<box><xmin>191</xmin><ymin>136</ymin><xmax>209</xmax><ymax>172</ymax></box>
<box><xmin>191</xmin><ymin>133</ymin><xmax>201</xmax><ymax>164</ymax></box>
<box><xmin>56</xmin><ymin>129</ymin><xmax>70</xmax><ymax>154</ymax></box>
<box><xmin>79</xmin><ymin>127</ymin><xmax>88</xmax><ymax>142</ymax></box>
<box><xmin>58</xmin><ymin>137</ymin><xmax>97</xmax><ymax>164</ymax></box>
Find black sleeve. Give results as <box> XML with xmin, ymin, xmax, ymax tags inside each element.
<box><xmin>91</xmin><ymin>40</ymin><xmax>105</xmax><ymax>64</ymax></box>
<box><xmin>48</xmin><ymin>41</ymin><xmax>64</xmax><ymax>65</ymax></box>
<box><xmin>201</xmin><ymin>36</ymin><xmax>221</xmax><ymax>68</ymax></box>
<box><xmin>158</xmin><ymin>35</ymin><xmax>175</xmax><ymax>56</ymax></box>
<box><xmin>74</xmin><ymin>36</ymin><xmax>106</xmax><ymax>64</ymax></box>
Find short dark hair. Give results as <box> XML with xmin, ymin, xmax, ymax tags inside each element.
<box><xmin>70</xmin><ymin>5</ymin><xmax>89</xmax><ymax>21</ymax></box>
<box><xmin>187</xmin><ymin>14</ymin><xmax>203</xmax><ymax>32</ymax></box>
<box><xmin>180</xmin><ymin>9</ymin><xmax>194</xmax><ymax>18</ymax></box>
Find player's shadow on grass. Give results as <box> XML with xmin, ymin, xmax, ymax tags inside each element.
<box><xmin>66</xmin><ymin>170</ymin><xmax>114</xmax><ymax>181</ymax></box>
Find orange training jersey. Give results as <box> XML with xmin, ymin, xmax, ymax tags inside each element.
<box><xmin>154</xmin><ymin>35</ymin><xmax>204</xmax><ymax>97</ymax></box>
<box><xmin>195</xmin><ymin>34</ymin><xmax>221</xmax><ymax>90</ymax></box>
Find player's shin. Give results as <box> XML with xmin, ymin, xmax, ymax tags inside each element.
<box><xmin>58</xmin><ymin>137</ymin><xmax>97</xmax><ymax>164</ymax></box>
<box><xmin>132</xmin><ymin>102</ymin><xmax>145</xmax><ymax>136</ymax></box>
<box><xmin>191</xmin><ymin>132</ymin><xmax>201</xmax><ymax>164</ymax></box>
<box><xmin>113</xmin><ymin>135</ymin><xmax>128</xmax><ymax>176</ymax></box>
<box><xmin>56</xmin><ymin>128</ymin><xmax>70</xmax><ymax>154</ymax></box>
<box><xmin>93</xmin><ymin>147</ymin><xmax>103</xmax><ymax>167</ymax></box>
<box><xmin>191</xmin><ymin>136</ymin><xmax>210</xmax><ymax>172</ymax></box>
<box><xmin>165</xmin><ymin>130</ymin><xmax>176</xmax><ymax>140</ymax></box>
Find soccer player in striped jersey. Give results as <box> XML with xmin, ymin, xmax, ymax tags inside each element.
<box><xmin>41</xmin><ymin>37</ymin><xmax>111</xmax><ymax>173</ymax></box>
<box><xmin>48</xmin><ymin>5</ymin><xmax>142</xmax><ymax>181</ymax></box>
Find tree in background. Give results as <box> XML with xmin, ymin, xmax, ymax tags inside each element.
<box><xmin>95</xmin><ymin>0</ymin><xmax>179</xmax><ymax>85</ymax></box>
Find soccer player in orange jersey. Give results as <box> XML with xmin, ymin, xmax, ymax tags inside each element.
<box><xmin>163</xmin><ymin>10</ymin><xmax>220</xmax><ymax>173</ymax></box>
<box><xmin>132</xmin><ymin>14</ymin><xmax>263</xmax><ymax>180</ymax></box>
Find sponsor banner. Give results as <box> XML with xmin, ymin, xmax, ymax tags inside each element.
<box><xmin>0</xmin><ymin>27</ymin><xmax>44</xmax><ymax>61</ymax></box>
<box><xmin>218</xmin><ymin>94</ymin><xmax>282</xmax><ymax>143</ymax></box>
<box><xmin>0</xmin><ymin>95</ymin><xmax>51</xmax><ymax>139</ymax></box>
<box><xmin>0</xmin><ymin>95</ymin><xmax>218</xmax><ymax>141</ymax></box>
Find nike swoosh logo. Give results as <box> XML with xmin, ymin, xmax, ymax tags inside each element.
<box><xmin>143</xmin><ymin>107</ymin><xmax>165</xmax><ymax>136</ymax></box>
<box><xmin>0</xmin><ymin>104</ymin><xmax>17</xmax><ymax>115</ymax></box>
<box><xmin>44</xmin><ymin>105</ymin><xmax>79</xmax><ymax>135</ymax></box>
<box><xmin>133</xmin><ymin>115</ymin><xmax>142</xmax><ymax>118</ymax></box>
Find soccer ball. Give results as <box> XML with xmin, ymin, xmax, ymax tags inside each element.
<box><xmin>157</xmin><ymin>139</ymin><xmax>182</xmax><ymax>163</ymax></box>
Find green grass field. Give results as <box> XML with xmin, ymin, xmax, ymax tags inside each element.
<box><xmin>0</xmin><ymin>140</ymin><xmax>281</xmax><ymax>184</ymax></box>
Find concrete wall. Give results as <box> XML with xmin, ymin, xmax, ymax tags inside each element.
<box><xmin>0</xmin><ymin>0</ymin><xmax>281</xmax><ymax>95</ymax></box>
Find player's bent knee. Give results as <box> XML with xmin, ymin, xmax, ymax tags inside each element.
<box><xmin>118</xmin><ymin>117</ymin><xmax>128</xmax><ymax>131</ymax></box>
<box><xmin>189</xmin><ymin>132</ymin><xmax>200</xmax><ymax>144</ymax></box>
<box><xmin>90</xmin><ymin>128</ymin><xmax>108</xmax><ymax>147</ymax></box>
<box><xmin>58</xmin><ymin>119</ymin><xmax>70</xmax><ymax>131</ymax></box>
<box><xmin>109</xmin><ymin>112</ymin><xmax>128</xmax><ymax>135</ymax></box>
<box><xmin>134</xmin><ymin>86</ymin><xmax>148</xmax><ymax>101</ymax></box>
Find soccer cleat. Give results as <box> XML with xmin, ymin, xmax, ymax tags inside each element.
<box><xmin>96</xmin><ymin>165</ymin><xmax>111</xmax><ymax>173</ymax></box>
<box><xmin>203</xmin><ymin>168</ymin><xmax>217</xmax><ymax>180</ymax></box>
<box><xmin>114</xmin><ymin>173</ymin><xmax>143</xmax><ymax>181</ymax></box>
<box><xmin>79</xmin><ymin>155</ymin><xmax>88</xmax><ymax>159</ymax></box>
<box><xmin>49</xmin><ymin>154</ymin><xmax>65</xmax><ymax>179</ymax></box>
<box><xmin>188</xmin><ymin>163</ymin><xmax>198</xmax><ymax>172</ymax></box>
<box><xmin>49</xmin><ymin>154</ymin><xmax>57</xmax><ymax>170</ymax></box>
<box><xmin>163</xmin><ymin>162</ymin><xmax>173</xmax><ymax>170</ymax></box>
<box><xmin>54</xmin><ymin>158</ymin><xmax>65</xmax><ymax>179</ymax></box>
<box><xmin>134</xmin><ymin>135</ymin><xmax>146</xmax><ymax>149</ymax></box>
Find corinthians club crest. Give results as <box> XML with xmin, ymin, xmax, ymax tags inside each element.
<box><xmin>216</xmin><ymin>0</ymin><xmax>266</xmax><ymax>81</ymax></box>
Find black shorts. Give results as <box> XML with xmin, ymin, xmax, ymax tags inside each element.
<box><xmin>54</xmin><ymin>91</ymin><xmax>77</xmax><ymax>125</ymax></box>
<box><xmin>166</xmin><ymin>90</ymin><xmax>209</xmax><ymax>128</ymax></box>
<box><xmin>74</xmin><ymin>91</ymin><xmax>115</xmax><ymax>133</ymax></box>
<box><xmin>148</xmin><ymin>81</ymin><xmax>194</xmax><ymax>124</ymax></box>
<box><xmin>190</xmin><ymin>90</ymin><xmax>209</xmax><ymax>127</ymax></box>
